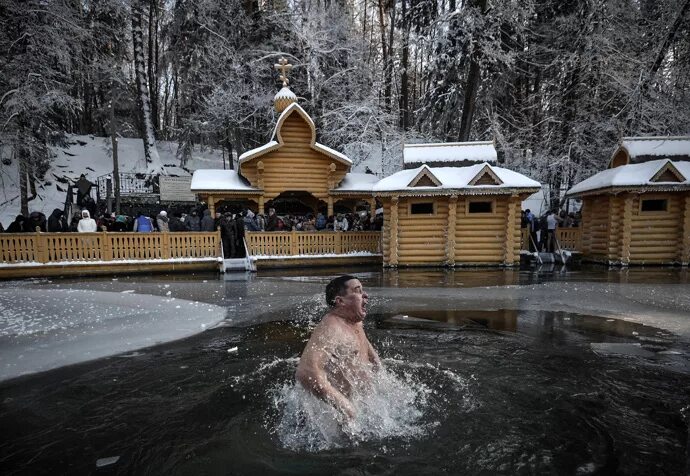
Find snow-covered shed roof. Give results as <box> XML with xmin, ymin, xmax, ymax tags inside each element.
<box><xmin>331</xmin><ymin>172</ymin><xmax>380</xmax><ymax>193</ymax></box>
<box><xmin>403</xmin><ymin>141</ymin><xmax>497</xmax><ymax>168</ymax></box>
<box><xmin>373</xmin><ymin>164</ymin><xmax>540</xmax><ymax>195</ymax></box>
<box><xmin>566</xmin><ymin>159</ymin><xmax>690</xmax><ymax>196</ymax></box>
<box><xmin>238</xmin><ymin>103</ymin><xmax>351</xmax><ymax>166</ymax></box>
<box><xmin>191</xmin><ymin>169</ymin><xmax>261</xmax><ymax>193</ymax></box>
<box><xmin>610</xmin><ymin>136</ymin><xmax>690</xmax><ymax>167</ymax></box>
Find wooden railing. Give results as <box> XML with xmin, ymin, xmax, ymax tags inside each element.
<box><xmin>246</xmin><ymin>231</ymin><xmax>381</xmax><ymax>256</ymax></box>
<box><xmin>520</xmin><ymin>228</ymin><xmax>582</xmax><ymax>251</ymax></box>
<box><xmin>0</xmin><ymin>231</ymin><xmax>221</xmax><ymax>264</ymax></box>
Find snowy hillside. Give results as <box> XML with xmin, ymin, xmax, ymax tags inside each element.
<box><xmin>0</xmin><ymin>136</ymin><xmax>227</xmax><ymax>227</ymax></box>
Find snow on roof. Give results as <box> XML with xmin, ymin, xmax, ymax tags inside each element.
<box><xmin>274</xmin><ymin>86</ymin><xmax>297</xmax><ymax>101</ymax></box>
<box><xmin>237</xmin><ymin>141</ymin><xmax>279</xmax><ymax>162</ymax></box>
<box><xmin>238</xmin><ymin>102</ymin><xmax>351</xmax><ymax>166</ymax></box>
<box><xmin>332</xmin><ymin>172</ymin><xmax>380</xmax><ymax>192</ymax></box>
<box><xmin>403</xmin><ymin>141</ymin><xmax>497</xmax><ymax>164</ymax></box>
<box><xmin>566</xmin><ymin>159</ymin><xmax>690</xmax><ymax>196</ymax></box>
<box><xmin>373</xmin><ymin>164</ymin><xmax>540</xmax><ymax>193</ymax></box>
<box><xmin>191</xmin><ymin>169</ymin><xmax>260</xmax><ymax>192</ymax></box>
<box><xmin>619</xmin><ymin>136</ymin><xmax>690</xmax><ymax>161</ymax></box>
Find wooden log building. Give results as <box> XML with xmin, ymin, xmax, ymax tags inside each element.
<box><xmin>566</xmin><ymin>137</ymin><xmax>690</xmax><ymax>265</ymax></box>
<box><xmin>374</xmin><ymin>149</ymin><xmax>540</xmax><ymax>267</ymax></box>
<box><xmin>191</xmin><ymin>59</ymin><xmax>375</xmax><ymax>217</ymax></box>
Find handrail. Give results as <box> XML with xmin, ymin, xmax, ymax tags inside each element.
<box><xmin>0</xmin><ymin>231</ymin><xmax>222</xmax><ymax>264</ymax></box>
<box><xmin>245</xmin><ymin>231</ymin><xmax>381</xmax><ymax>257</ymax></box>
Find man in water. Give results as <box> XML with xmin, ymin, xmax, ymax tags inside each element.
<box><xmin>296</xmin><ymin>275</ymin><xmax>381</xmax><ymax>421</ymax></box>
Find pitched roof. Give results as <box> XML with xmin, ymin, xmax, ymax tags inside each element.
<box><xmin>613</xmin><ymin>136</ymin><xmax>690</xmax><ymax>165</ymax></box>
<box><xmin>373</xmin><ymin>164</ymin><xmax>540</xmax><ymax>195</ymax></box>
<box><xmin>566</xmin><ymin>159</ymin><xmax>690</xmax><ymax>196</ymax></box>
<box><xmin>190</xmin><ymin>169</ymin><xmax>261</xmax><ymax>192</ymax></box>
<box><xmin>403</xmin><ymin>141</ymin><xmax>497</xmax><ymax>166</ymax></box>
<box><xmin>237</xmin><ymin>102</ymin><xmax>351</xmax><ymax>166</ymax></box>
<box><xmin>331</xmin><ymin>172</ymin><xmax>380</xmax><ymax>193</ymax></box>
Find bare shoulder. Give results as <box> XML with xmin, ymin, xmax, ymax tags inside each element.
<box><xmin>308</xmin><ymin>314</ymin><xmax>348</xmax><ymax>343</ymax></box>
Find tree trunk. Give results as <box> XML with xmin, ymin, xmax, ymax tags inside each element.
<box><xmin>109</xmin><ymin>87</ymin><xmax>121</xmax><ymax>214</ymax></box>
<box><xmin>131</xmin><ymin>0</ymin><xmax>162</xmax><ymax>173</ymax></box>
<box><xmin>148</xmin><ymin>0</ymin><xmax>159</xmax><ymax>130</ymax></box>
<box><xmin>399</xmin><ymin>0</ymin><xmax>410</xmax><ymax>130</ymax></box>
<box><xmin>458</xmin><ymin>0</ymin><xmax>487</xmax><ymax>141</ymax></box>
<box><xmin>386</xmin><ymin>0</ymin><xmax>396</xmax><ymax>109</ymax></box>
<box><xmin>377</xmin><ymin>0</ymin><xmax>388</xmax><ymax>106</ymax></box>
<box><xmin>19</xmin><ymin>147</ymin><xmax>28</xmax><ymax>217</ymax></box>
<box><xmin>644</xmin><ymin>0</ymin><xmax>690</xmax><ymax>93</ymax></box>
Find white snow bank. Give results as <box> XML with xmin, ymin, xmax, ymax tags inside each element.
<box><xmin>404</xmin><ymin>141</ymin><xmax>497</xmax><ymax>164</ymax></box>
<box><xmin>620</xmin><ymin>136</ymin><xmax>690</xmax><ymax>159</ymax></box>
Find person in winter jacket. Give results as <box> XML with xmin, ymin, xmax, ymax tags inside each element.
<box><xmin>112</xmin><ymin>215</ymin><xmax>129</xmax><ymax>232</ymax></box>
<box><xmin>265</xmin><ymin>208</ymin><xmax>279</xmax><ymax>231</ymax></box>
<box><xmin>6</xmin><ymin>215</ymin><xmax>26</xmax><ymax>233</ymax></box>
<box><xmin>77</xmin><ymin>210</ymin><xmax>97</xmax><ymax>232</ymax></box>
<box><xmin>156</xmin><ymin>211</ymin><xmax>169</xmax><ymax>232</ymax></box>
<box><xmin>47</xmin><ymin>209</ymin><xmax>67</xmax><ymax>232</ymax></box>
<box><xmin>200</xmin><ymin>209</ymin><xmax>214</xmax><ymax>231</ymax></box>
<box><xmin>315</xmin><ymin>213</ymin><xmax>326</xmax><ymax>230</ymax></box>
<box><xmin>168</xmin><ymin>212</ymin><xmax>189</xmax><ymax>232</ymax></box>
<box><xmin>186</xmin><ymin>210</ymin><xmax>201</xmax><ymax>231</ymax></box>
<box><xmin>133</xmin><ymin>211</ymin><xmax>154</xmax><ymax>232</ymax></box>
<box><xmin>25</xmin><ymin>211</ymin><xmax>47</xmax><ymax>232</ymax></box>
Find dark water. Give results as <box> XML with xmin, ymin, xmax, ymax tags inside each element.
<box><xmin>1</xmin><ymin>305</ymin><xmax>689</xmax><ymax>475</ymax></box>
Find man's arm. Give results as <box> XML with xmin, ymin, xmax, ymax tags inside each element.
<box><xmin>366</xmin><ymin>338</ymin><xmax>382</xmax><ymax>371</ymax></box>
<box><xmin>296</xmin><ymin>330</ymin><xmax>355</xmax><ymax>420</ymax></box>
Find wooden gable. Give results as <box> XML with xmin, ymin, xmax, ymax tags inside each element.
<box><xmin>408</xmin><ymin>167</ymin><xmax>442</xmax><ymax>187</ymax></box>
<box><xmin>469</xmin><ymin>165</ymin><xmax>503</xmax><ymax>186</ymax></box>
<box><xmin>651</xmin><ymin>162</ymin><xmax>686</xmax><ymax>183</ymax></box>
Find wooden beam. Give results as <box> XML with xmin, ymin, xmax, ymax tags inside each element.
<box><xmin>680</xmin><ymin>194</ymin><xmax>690</xmax><ymax>266</ymax></box>
<box><xmin>390</xmin><ymin>196</ymin><xmax>399</xmax><ymax>266</ymax></box>
<box><xmin>503</xmin><ymin>195</ymin><xmax>517</xmax><ymax>264</ymax></box>
<box><xmin>446</xmin><ymin>195</ymin><xmax>457</xmax><ymax>266</ymax></box>
<box><xmin>621</xmin><ymin>194</ymin><xmax>633</xmax><ymax>265</ymax></box>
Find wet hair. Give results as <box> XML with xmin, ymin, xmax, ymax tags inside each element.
<box><xmin>325</xmin><ymin>275</ymin><xmax>358</xmax><ymax>307</ymax></box>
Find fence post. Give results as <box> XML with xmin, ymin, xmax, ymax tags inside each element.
<box><xmin>162</xmin><ymin>232</ymin><xmax>171</xmax><ymax>259</ymax></box>
<box><xmin>334</xmin><ymin>231</ymin><xmax>342</xmax><ymax>254</ymax></box>
<box><xmin>291</xmin><ymin>230</ymin><xmax>298</xmax><ymax>255</ymax></box>
<box><xmin>102</xmin><ymin>231</ymin><xmax>112</xmax><ymax>261</ymax></box>
<box><xmin>36</xmin><ymin>232</ymin><xmax>48</xmax><ymax>263</ymax></box>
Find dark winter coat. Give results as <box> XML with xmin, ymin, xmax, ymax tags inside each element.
<box><xmin>200</xmin><ymin>210</ymin><xmax>215</xmax><ymax>232</ymax></box>
<box><xmin>169</xmin><ymin>216</ymin><xmax>189</xmax><ymax>232</ymax></box>
<box><xmin>47</xmin><ymin>209</ymin><xmax>67</xmax><ymax>232</ymax></box>
<box><xmin>265</xmin><ymin>213</ymin><xmax>279</xmax><ymax>231</ymax></box>
<box><xmin>25</xmin><ymin>212</ymin><xmax>47</xmax><ymax>232</ymax></box>
<box><xmin>7</xmin><ymin>215</ymin><xmax>26</xmax><ymax>233</ymax></box>
<box><xmin>187</xmin><ymin>214</ymin><xmax>201</xmax><ymax>231</ymax></box>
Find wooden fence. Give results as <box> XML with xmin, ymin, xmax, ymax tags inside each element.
<box><xmin>246</xmin><ymin>231</ymin><xmax>381</xmax><ymax>256</ymax></box>
<box><xmin>0</xmin><ymin>231</ymin><xmax>222</xmax><ymax>264</ymax></box>
<box><xmin>520</xmin><ymin>228</ymin><xmax>582</xmax><ymax>251</ymax></box>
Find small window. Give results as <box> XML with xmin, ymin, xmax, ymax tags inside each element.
<box><xmin>640</xmin><ymin>199</ymin><xmax>668</xmax><ymax>212</ymax></box>
<box><xmin>410</xmin><ymin>202</ymin><xmax>434</xmax><ymax>214</ymax></box>
<box><xmin>468</xmin><ymin>201</ymin><xmax>493</xmax><ymax>213</ymax></box>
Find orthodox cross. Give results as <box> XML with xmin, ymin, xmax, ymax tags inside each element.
<box><xmin>274</xmin><ymin>58</ymin><xmax>293</xmax><ymax>87</ymax></box>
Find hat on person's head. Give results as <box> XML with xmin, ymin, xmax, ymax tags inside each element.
<box><xmin>160</xmin><ymin>211</ymin><xmax>167</xmax><ymax>217</ymax></box>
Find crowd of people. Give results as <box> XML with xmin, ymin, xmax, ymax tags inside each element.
<box><xmin>521</xmin><ymin>208</ymin><xmax>580</xmax><ymax>253</ymax></box>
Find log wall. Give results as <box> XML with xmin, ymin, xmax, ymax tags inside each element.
<box><xmin>381</xmin><ymin>194</ymin><xmax>525</xmax><ymax>266</ymax></box>
<box><xmin>579</xmin><ymin>191</ymin><xmax>690</xmax><ymax>265</ymax></box>
<box><xmin>240</xmin><ymin>113</ymin><xmax>348</xmax><ymax>202</ymax></box>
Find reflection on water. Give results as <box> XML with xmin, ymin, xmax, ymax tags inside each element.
<box><xmin>1</xmin><ymin>307</ymin><xmax>689</xmax><ymax>475</ymax></box>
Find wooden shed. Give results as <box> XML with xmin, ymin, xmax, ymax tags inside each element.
<box><xmin>191</xmin><ymin>59</ymin><xmax>374</xmax><ymax>217</ymax></box>
<box><xmin>567</xmin><ymin>137</ymin><xmax>690</xmax><ymax>265</ymax></box>
<box><xmin>374</xmin><ymin>163</ymin><xmax>540</xmax><ymax>267</ymax></box>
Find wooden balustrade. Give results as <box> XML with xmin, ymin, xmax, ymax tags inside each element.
<box><xmin>246</xmin><ymin>231</ymin><xmax>381</xmax><ymax>256</ymax></box>
<box><xmin>520</xmin><ymin>228</ymin><xmax>582</xmax><ymax>251</ymax></box>
<box><xmin>0</xmin><ymin>231</ymin><xmax>221</xmax><ymax>264</ymax></box>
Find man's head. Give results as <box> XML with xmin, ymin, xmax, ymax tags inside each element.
<box><xmin>326</xmin><ymin>275</ymin><xmax>368</xmax><ymax>321</ymax></box>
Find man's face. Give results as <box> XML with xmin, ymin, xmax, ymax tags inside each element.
<box><xmin>336</xmin><ymin>279</ymin><xmax>369</xmax><ymax>322</ymax></box>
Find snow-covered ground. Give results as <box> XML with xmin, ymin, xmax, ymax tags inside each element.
<box><xmin>0</xmin><ymin>135</ymin><xmax>227</xmax><ymax>227</ymax></box>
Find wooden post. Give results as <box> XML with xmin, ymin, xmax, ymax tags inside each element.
<box><xmin>259</xmin><ymin>196</ymin><xmax>265</xmax><ymax>214</ymax></box>
<box><xmin>291</xmin><ymin>229</ymin><xmax>298</xmax><ymax>255</ymax></box>
<box><xmin>208</xmin><ymin>195</ymin><xmax>215</xmax><ymax>216</ymax></box>
<box><xmin>504</xmin><ymin>195</ymin><xmax>517</xmax><ymax>265</ymax></box>
<box><xmin>334</xmin><ymin>231</ymin><xmax>342</xmax><ymax>254</ymax></box>
<box><xmin>327</xmin><ymin>196</ymin><xmax>334</xmax><ymax>218</ymax></box>
<box><xmin>680</xmin><ymin>194</ymin><xmax>690</xmax><ymax>266</ymax></box>
<box><xmin>621</xmin><ymin>194</ymin><xmax>633</xmax><ymax>266</ymax></box>
<box><xmin>162</xmin><ymin>231</ymin><xmax>171</xmax><ymax>259</ymax></box>
<box><xmin>368</xmin><ymin>197</ymin><xmax>376</xmax><ymax>215</ymax></box>
<box><xmin>390</xmin><ymin>196</ymin><xmax>399</xmax><ymax>266</ymax></box>
<box><xmin>607</xmin><ymin>195</ymin><xmax>618</xmax><ymax>264</ymax></box>
<box><xmin>102</xmin><ymin>231</ymin><xmax>113</xmax><ymax>261</ymax></box>
<box><xmin>36</xmin><ymin>232</ymin><xmax>48</xmax><ymax>263</ymax></box>
<box><xmin>446</xmin><ymin>194</ymin><xmax>457</xmax><ymax>266</ymax></box>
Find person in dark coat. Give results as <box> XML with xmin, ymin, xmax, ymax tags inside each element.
<box><xmin>47</xmin><ymin>209</ymin><xmax>67</xmax><ymax>232</ymax></box>
<box><xmin>235</xmin><ymin>212</ymin><xmax>246</xmax><ymax>257</ymax></box>
<box><xmin>75</xmin><ymin>174</ymin><xmax>94</xmax><ymax>207</ymax></box>
<box><xmin>265</xmin><ymin>208</ymin><xmax>278</xmax><ymax>231</ymax></box>
<box><xmin>200</xmin><ymin>209</ymin><xmax>214</xmax><ymax>231</ymax></box>
<box><xmin>25</xmin><ymin>211</ymin><xmax>47</xmax><ymax>232</ymax></box>
<box><xmin>187</xmin><ymin>210</ymin><xmax>201</xmax><ymax>231</ymax></box>
<box><xmin>169</xmin><ymin>212</ymin><xmax>189</xmax><ymax>232</ymax></box>
<box><xmin>6</xmin><ymin>215</ymin><xmax>26</xmax><ymax>233</ymax></box>
<box><xmin>112</xmin><ymin>215</ymin><xmax>129</xmax><ymax>232</ymax></box>
<box><xmin>220</xmin><ymin>212</ymin><xmax>237</xmax><ymax>258</ymax></box>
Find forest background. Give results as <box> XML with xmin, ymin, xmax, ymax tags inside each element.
<box><xmin>1</xmin><ymin>0</ymin><xmax>689</xmax><ymax>212</ymax></box>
